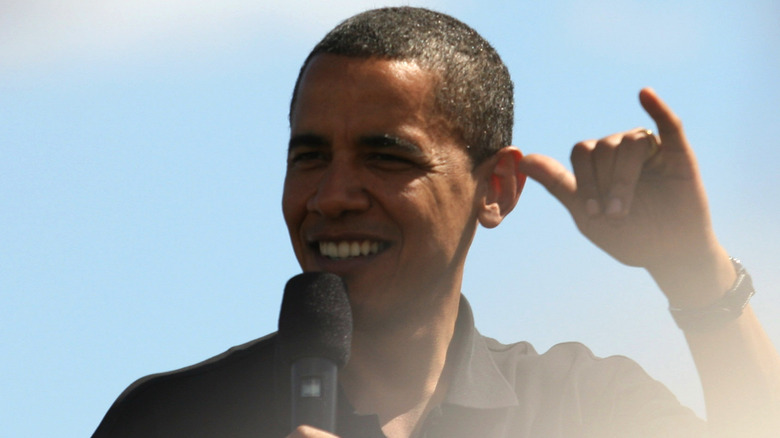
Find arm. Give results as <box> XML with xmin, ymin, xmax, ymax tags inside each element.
<box><xmin>517</xmin><ymin>88</ymin><xmax>780</xmax><ymax>437</ymax></box>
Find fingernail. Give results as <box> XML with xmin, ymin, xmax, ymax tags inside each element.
<box><xmin>586</xmin><ymin>199</ymin><xmax>600</xmax><ymax>216</ymax></box>
<box><xmin>606</xmin><ymin>198</ymin><xmax>623</xmax><ymax>216</ymax></box>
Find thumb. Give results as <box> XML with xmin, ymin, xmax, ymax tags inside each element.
<box><xmin>517</xmin><ymin>153</ymin><xmax>576</xmax><ymax>208</ymax></box>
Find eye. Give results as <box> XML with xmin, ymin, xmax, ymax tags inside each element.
<box><xmin>288</xmin><ymin>150</ymin><xmax>328</xmax><ymax>168</ymax></box>
<box><xmin>368</xmin><ymin>153</ymin><xmax>410</xmax><ymax>163</ymax></box>
<box><xmin>366</xmin><ymin>152</ymin><xmax>416</xmax><ymax>170</ymax></box>
<box><xmin>360</xmin><ymin>134</ymin><xmax>426</xmax><ymax>171</ymax></box>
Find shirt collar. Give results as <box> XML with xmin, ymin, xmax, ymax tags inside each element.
<box><xmin>443</xmin><ymin>295</ymin><xmax>520</xmax><ymax>409</ymax></box>
<box><xmin>273</xmin><ymin>294</ymin><xmax>520</xmax><ymax>434</ymax></box>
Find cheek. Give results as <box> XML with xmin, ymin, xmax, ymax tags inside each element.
<box><xmin>281</xmin><ymin>179</ymin><xmax>306</xmax><ymax>232</ymax></box>
<box><xmin>405</xmin><ymin>176</ymin><xmax>475</xmax><ymax>218</ymax></box>
<box><xmin>413</xmin><ymin>182</ymin><xmax>478</xmax><ymax>250</ymax></box>
<box><xmin>390</xmin><ymin>185</ymin><xmax>460</xmax><ymax>243</ymax></box>
<box><xmin>281</xmin><ymin>187</ymin><xmax>308</xmax><ymax>266</ymax></box>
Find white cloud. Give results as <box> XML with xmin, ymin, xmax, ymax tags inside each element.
<box><xmin>0</xmin><ymin>0</ymin><xmax>438</xmax><ymax>72</ymax></box>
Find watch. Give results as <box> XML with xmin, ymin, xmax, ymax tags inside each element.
<box><xmin>669</xmin><ymin>258</ymin><xmax>755</xmax><ymax>331</ymax></box>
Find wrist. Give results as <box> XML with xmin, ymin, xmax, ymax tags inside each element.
<box><xmin>648</xmin><ymin>244</ymin><xmax>734</xmax><ymax>309</ymax></box>
<box><xmin>668</xmin><ymin>257</ymin><xmax>755</xmax><ymax>332</ymax></box>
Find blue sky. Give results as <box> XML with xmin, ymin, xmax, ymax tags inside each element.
<box><xmin>2</xmin><ymin>1</ymin><xmax>779</xmax><ymax>436</ymax></box>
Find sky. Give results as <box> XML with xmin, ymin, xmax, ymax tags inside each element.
<box><xmin>2</xmin><ymin>1</ymin><xmax>779</xmax><ymax>436</ymax></box>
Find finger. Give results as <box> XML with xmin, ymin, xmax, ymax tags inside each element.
<box><xmin>591</xmin><ymin>136</ymin><xmax>620</xmax><ymax>203</ymax></box>
<box><xmin>639</xmin><ymin>87</ymin><xmax>688</xmax><ymax>153</ymax></box>
<box><xmin>606</xmin><ymin>128</ymin><xmax>656</xmax><ymax>217</ymax></box>
<box><xmin>517</xmin><ymin>153</ymin><xmax>577</xmax><ymax>209</ymax></box>
<box><xmin>569</xmin><ymin>140</ymin><xmax>601</xmax><ymax>216</ymax></box>
<box><xmin>287</xmin><ymin>425</ymin><xmax>340</xmax><ymax>438</ymax></box>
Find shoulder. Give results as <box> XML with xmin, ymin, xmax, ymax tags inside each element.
<box><xmin>482</xmin><ymin>336</ymin><xmax>705</xmax><ymax>436</ymax></box>
<box><xmin>92</xmin><ymin>333</ymin><xmax>281</xmax><ymax>438</ymax></box>
<box><xmin>115</xmin><ymin>332</ymin><xmax>277</xmax><ymax>405</ymax></box>
<box><xmin>484</xmin><ymin>336</ymin><xmax>646</xmax><ymax>377</ymax></box>
<box><xmin>484</xmin><ymin>337</ymin><xmax>667</xmax><ymax>396</ymax></box>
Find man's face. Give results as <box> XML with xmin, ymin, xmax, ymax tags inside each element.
<box><xmin>283</xmin><ymin>55</ymin><xmax>485</xmax><ymax>329</ymax></box>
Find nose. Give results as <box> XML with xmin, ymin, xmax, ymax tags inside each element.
<box><xmin>306</xmin><ymin>158</ymin><xmax>370</xmax><ymax>218</ymax></box>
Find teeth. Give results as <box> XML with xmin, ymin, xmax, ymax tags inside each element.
<box><xmin>318</xmin><ymin>240</ymin><xmax>383</xmax><ymax>259</ymax></box>
<box><xmin>338</xmin><ymin>242</ymin><xmax>350</xmax><ymax>258</ymax></box>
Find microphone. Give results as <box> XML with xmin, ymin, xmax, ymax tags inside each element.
<box><xmin>277</xmin><ymin>272</ymin><xmax>353</xmax><ymax>433</ymax></box>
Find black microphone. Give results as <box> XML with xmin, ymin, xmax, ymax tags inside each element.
<box><xmin>277</xmin><ymin>272</ymin><xmax>352</xmax><ymax>433</ymax></box>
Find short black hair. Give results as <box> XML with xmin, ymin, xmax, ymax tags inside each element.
<box><xmin>289</xmin><ymin>7</ymin><xmax>513</xmax><ymax>165</ymax></box>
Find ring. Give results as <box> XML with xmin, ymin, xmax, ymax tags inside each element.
<box><xmin>643</xmin><ymin>129</ymin><xmax>659</xmax><ymax>159</ymax></box>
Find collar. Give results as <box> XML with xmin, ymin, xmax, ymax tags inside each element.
<box><xmin>273</xmin><ymin>294</ymin><xmax>520</xmax><ymax>436</ymax></box>
<box><xmin>442</xmin><ymin>295</ymin><xmax>519</xmax><ymax>409</ymax></box>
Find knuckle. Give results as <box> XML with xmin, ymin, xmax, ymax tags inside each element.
<box><xmin>570</xmin><ymin>142</ymin><xmax>592</xmax><ymax>163</ymax></box>
<box><xmin>670</xmin><ymin>114</ymin><xmax>684</xmax><ymax>130</ymax></box>
<box><xmin>625</xmin><ymin>130</ymin><xmax>646</xmax><ymax>143</ymax></box>
<box><xmin>592</xmin><ymin>139</ymin><xmax>615</xmax><ymax>157</ymax></box>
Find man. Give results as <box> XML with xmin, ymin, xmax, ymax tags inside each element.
<box><xmin>93</xmin><ymin>7</ymin><xmax>779</xmax><ymax>438</ymax></box>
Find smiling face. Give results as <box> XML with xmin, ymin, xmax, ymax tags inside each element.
<box><xmin>283</xmin><ymin>55</ymin><xmax>488</xmax><ymax>330</ymax></box>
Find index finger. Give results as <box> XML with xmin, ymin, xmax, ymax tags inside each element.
<box><xmin>517</xmin><ymin>153</ymin><xmax>577</xmax><ymax>208</ymax></box>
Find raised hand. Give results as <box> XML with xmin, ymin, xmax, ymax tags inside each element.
<box><xmin>517</xmin><ymin>88</ymin><xmax>732</xmax><ymax>306</ymax></box>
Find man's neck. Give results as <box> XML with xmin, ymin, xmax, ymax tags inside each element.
<box><xmin>339</xmin><ymin>293</ymin><xmax>461</xmax><ymax>438</ymax></box>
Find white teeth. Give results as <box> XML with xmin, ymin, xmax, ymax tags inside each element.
<box><xmin>338</xmin><ymin>242</ymin><xmax>350</xmax><ymax>258</ymax></box>
<box><xmin>318</xmin><ymin>240</ymin><xmax>383</xmax><ymax>259</ymax></box>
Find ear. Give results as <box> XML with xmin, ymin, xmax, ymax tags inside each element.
<box><xmin>477</xmin><ymin>146</ymin><xmax>526</xmax><ymax>229</ymax></box>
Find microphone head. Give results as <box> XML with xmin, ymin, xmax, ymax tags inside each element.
<box><xmin>277</xmin><ymin>272</ymin><xmax>352</xmax><ymax>368</ymax></box>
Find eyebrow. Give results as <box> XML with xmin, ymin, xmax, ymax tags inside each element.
<box><xmin>288</xmin><ymin>133</ymin><xmax>328</xmax><ymax>151</ymax></box>
<box><xmin>288</xmin><ymin>133</ymin><xmax>423</xmax><ymax>155</ymax></box>
<box><xmin>359</xmin><ymin>134</ymin><xmax>423</xmax><ymax>156</ymax></box>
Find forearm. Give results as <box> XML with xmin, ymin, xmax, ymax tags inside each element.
<box><xmin>651</xmin><ymin>251</ymin><xmax>780</xmax><ymax>437</ymax></box>
<box><xmin>685</xmin><ymin>306</ymin><xmax>780</xmax><ymax>437</ymax></box>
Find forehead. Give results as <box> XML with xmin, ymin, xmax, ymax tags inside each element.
<box><xmin>298</xmin><ymin>54</ymin><xmax>435</xmax><ymax>95</ymax></box>
<box><xmin>291</xmin><ymin>55</ymin><xmax>443</xmax><ymax>129</ymax></box>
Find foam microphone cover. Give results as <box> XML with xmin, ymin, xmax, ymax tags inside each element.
<box><xmin>277</xmin><ymin>272</ymin><xmax>352</xmax><ymax>368</ymax></box>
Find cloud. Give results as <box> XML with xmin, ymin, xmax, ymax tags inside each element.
<box><xmin>0</xmin><ymin>0</ymin><xmax>434</xmax><ymax>72</ymax></box>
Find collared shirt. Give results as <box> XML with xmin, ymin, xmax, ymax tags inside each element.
<box><xmin>92</xmin><ymin>296</ymin><xmax>705</xmax><ymax>437</ymax></box>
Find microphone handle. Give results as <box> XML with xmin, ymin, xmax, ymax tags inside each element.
<box><xmin>291</xmin><ymin>357</ymin><xmax>338</xmax><ymax>433</ymax></box>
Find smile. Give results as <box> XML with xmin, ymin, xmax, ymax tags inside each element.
<box><xmin>318</xmin><ymin>240</ymin><xmax>386</xmax><ymax>260</ymax></box>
